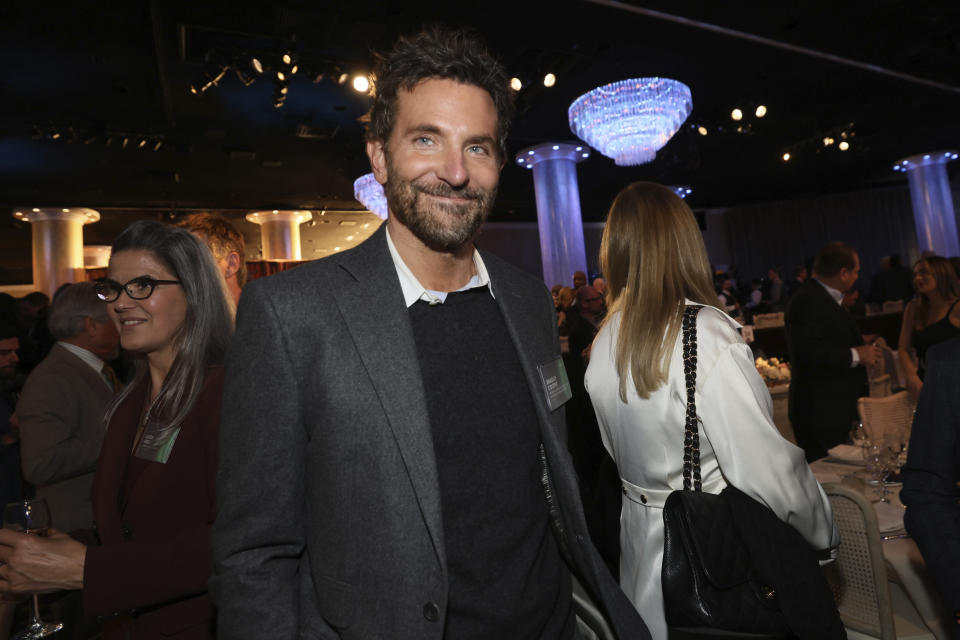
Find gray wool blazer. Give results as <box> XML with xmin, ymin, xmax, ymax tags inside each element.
<box><xmin>211</xmin><ymin>225</ymin><xmax>650</xmax><ymax>640</ymax></box>
<box><xmin>17</xmin><ymin>343</ymin><xmax>113</xmax><ymax>532</ymax></box>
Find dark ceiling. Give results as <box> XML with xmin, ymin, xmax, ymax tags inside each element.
<box><xmin>1</xmin><ymin>0</ymin><xmax>959</xmax><ymax>226</ymax></box>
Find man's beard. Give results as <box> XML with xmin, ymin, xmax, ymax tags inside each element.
<box><xmin>384</xmin><ymin>159</ymin><xmax>496</xmax><ymax>253</ymax></box>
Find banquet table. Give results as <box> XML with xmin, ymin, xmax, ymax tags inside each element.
<box><xmin>811</xmin><ymin>456</ymin><xmax>954</xmax><ymax>639</ymax></box>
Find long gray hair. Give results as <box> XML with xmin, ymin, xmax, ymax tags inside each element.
<box><xmin>105</xmin><ymin>220</ymin><xmax>235</xmax><ymax>430</ymax></box>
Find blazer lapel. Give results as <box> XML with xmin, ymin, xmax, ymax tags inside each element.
<box><xmin>483</xmin><ymin>255</ymin><xmax>564</xmax><ymax>446</ymax></box>
<box><xmin>330</xmin><ymin>227</ymin><xmax>446</xmax><ymax>565</ymax></box>
<box><xmin>91</xmin><ymin>374</ymin><xmax>146</xmax><ymax>537</ymax></box>
<box><xmin>116</xmin><ymin>376</ymin><xmax>150</xmax><ymax>514</ymax></box>
<box><xmin>810</xmin><ymin>280</ymin><xmax>864</xmax><ymax>344</ymax></box>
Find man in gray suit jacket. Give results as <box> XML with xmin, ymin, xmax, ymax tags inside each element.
<box><xmin>212</xmin><ymin>27</ymin><xmax>649</xmax><ymax>640</ymax></box>
<box><xmin>17</xmin><ymin>282</ymin><xmax>120</xmax><ymax>532</ymax></box>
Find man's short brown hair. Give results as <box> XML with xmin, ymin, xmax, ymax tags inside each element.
<box><xmin>813</xmin><ymin>241</ymin><xmax>857</xmax><ymax>278</ymax></box>
<box><xmin>362</xmin><ymin>25</ymin><xmax>515</xmax><ymax>161</ymax></box>
<box><xmin>177</xmin><ymin>213</ymin><xmax>247</xmax><ymax>287</ymax></box>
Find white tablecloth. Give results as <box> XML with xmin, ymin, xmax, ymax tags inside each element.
<box><xmin>811</xmin><ymin>458</ymin><xmax>954</xmax><ymax>639</ymax></box>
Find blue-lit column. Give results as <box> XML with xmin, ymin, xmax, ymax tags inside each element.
<box><xmin>893</xmin><ymin>151</ymin><xmax>959</xmax><ymax>257</ymax></box>
<box><xmin>515</xmin><ymin>143</ymin><xmax>590</xmax><ymax>288</ymax></box>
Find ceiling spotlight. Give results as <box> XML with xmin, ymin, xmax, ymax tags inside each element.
<box><xmin>823</xmin><ymin>137</ymin><xmax>834</xmax><ymax>146</ymax></box>
<box><xmin>48</xmin><ymin>130</ymin><xmax>61</xmax><ymax>141</ymax></box>
<box><xmin>510</xmin><ymin>77</ymin><xmax>522</xmax><ymax>91</ymax></box>
<box><xmin>697</xmin><ymin>126</ymin><xmax>708</xmax><ymax>136</ymax></box>
<box><xmin>731</xmin><ymin>108</ymin><xmax>743</xmax><ymax>121</ymax></box>
<box><xmin>782</xmin><ymin>152</ymin><xmax>791</xmax><ymax>161</ymax></box>
<box><xmin>121</xmin><ymin>136</ymin><xmax>130</xmax><ymax>148</ymax></box>
<box><xmin>290</xmin><ymin>64</ymin><xmax>298</xmax><ymax>75</ymax></box>
<box><xmin>152</xmin><ymin>139</ymin><xmax>164</xmax><ymax>152</ymax></box>
<box><xmin>839</xmin><ymin>141</ymin><xmax>850</xmax><ymax>151</ymax></box>
<box><xmin>337</xmin><ymin>73</ymin><xmax>350</xmax><ymax>85</ymax></box>
<box><xmin>276</xmin><ymin>70</ymin><xmax>286</xmax><ymax>82</ymax></box>
<box><xmin>543</xmin><ymin>73</ymin><xmax>556</xmax><ymax>88</ymax></box>
<box><xmin>282</xmin><ymin>53</ymin><xmax>292</xmax><ymax>65</ymax></box>
<box><xmin>137</xmin><ymin>137</ymin><xmax>147</xmax><ymax>149</ymax></box>
<box><xmin>235</xmin><ymin>56</ymin><xmax>264</xmax><ymax>86</ymax></box>
<box><xmin>273</xmin><ymin>78</ymin><xmax>288</xmax><ymax>108</ymax></box>
<box><xmin>352</xmin><ymin>75</ymin><xmax>370</xmax><ymax>93</ymax></box>
<box><xmin>755</xmin><ymin>105</ymin><xmax>767</xmax><ymax>118</ymax></box>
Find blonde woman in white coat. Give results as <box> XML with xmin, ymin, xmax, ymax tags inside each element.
<box><xmin>584</xmin><ymin>182</ymin><xmax>839</xmax><ymax>639</ymax></box>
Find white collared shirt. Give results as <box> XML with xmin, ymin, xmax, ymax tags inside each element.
<box><xmin>815</xmin><ymin>278</ymin><xmax>844</xmax><ymax>306</ymax></box>
<box><xmin>814</xmin><ymin>279</ymin><xmax>860</xmax><ymax>367</ymax></box>
<box><xmin>58</xmin><ymin>341</ymin><xmax>113</xmax><ymax>390</ymax></box>
<box><xmin>385</xmin><ymin>227</ymin><xmax>494</xmax><ymax>307</ymax></box>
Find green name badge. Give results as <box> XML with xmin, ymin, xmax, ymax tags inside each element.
<box><xmin>135</xmin><ymin>421</ymin><xmax>182</xmax><ymax>464</ymax></box>
<box><xmin>538</xmin><ymin>356</ymin><xmax>572</xmax><ymax>411</ymax></box>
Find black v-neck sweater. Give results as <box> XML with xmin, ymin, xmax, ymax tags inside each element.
<box><xmin>408</xmin><ymin>288</ymin><xmax>573</xmax><ymax>639</ymax></box>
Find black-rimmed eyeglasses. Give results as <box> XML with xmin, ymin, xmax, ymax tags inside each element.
<box><xmin>95</xmin><ymin>276</ymin><xmax>182</xmax><ymax>302</ymax></box>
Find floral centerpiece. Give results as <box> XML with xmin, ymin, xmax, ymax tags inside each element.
<box><xmin>755</xmin><ymin>356</ymin><xmax>790</xmax><ymax>386</ymax></box>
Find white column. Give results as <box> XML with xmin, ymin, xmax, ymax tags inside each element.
<box><xmin>245</xmin><ymin>210</ymin><xmax>313</xmax><ymax>261</ymax></box>
<box><xmin>515</xmin><ymin>143</ymin><xmax>591</xmax><ymax>287</ymax></box>
<box><xmin>894</xmin><ymin>151</ymin><xmax>959</xmax><ymax>257</ymax></box>
<box><xmin>12</xmin><ymin>207</ymin><xmax>100</xmax><ymax>295</ymax></box>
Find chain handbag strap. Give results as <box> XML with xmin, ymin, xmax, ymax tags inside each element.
<box><xmin>681</xmin><ymin>305</ymin><xmax>703</xmax><ymax>491</ymax></box>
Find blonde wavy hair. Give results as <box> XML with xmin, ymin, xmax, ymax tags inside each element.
<box><xmin>599</xmin><ymin>182</ymin><xmax>718</xmax><ymax>401</ymax></box>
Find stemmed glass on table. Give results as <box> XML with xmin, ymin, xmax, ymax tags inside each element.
<box><xmin>3</xmin><ymin>500</ymin><xmax>63</xmax><ymax>639</ymax></box>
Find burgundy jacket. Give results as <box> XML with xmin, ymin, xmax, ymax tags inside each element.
<box><xmin>84</xmin><ymin>366</ymin><xmax>223</xmax><ymax>639</ymax></box>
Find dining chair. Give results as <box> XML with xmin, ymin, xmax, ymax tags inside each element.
<box><xmin>857</xmin><ymin>391</ymin><xmax>913</xmax><ymax>443</ymax></box>
<box><xmin>868</xmin><ymin>373</ymin><xmax>892</xmax><ymax>398</ymax></box>
<box><xmin>821</xmin><ymin>483</ymin><xmax>934</xmax><ymax>640</ymax></box>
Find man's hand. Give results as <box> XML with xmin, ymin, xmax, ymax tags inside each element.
<box><xmin>854</xmin><ymin>344</ymin><xmax>882</xmax><ymax>368</ymax></box>
<box><xmin>0</xmin><ymin>529</ymin><xmax>85</xmax><ymax>594</ymax></box>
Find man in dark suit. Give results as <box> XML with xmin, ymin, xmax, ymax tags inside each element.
<box><xmin>901</xmin><ymin>337</ymin><xmax>960</xmax><ymax>638</ymax></box>
<box><xmin>786</xmin><ymin>242</ymin><xmax>880</xmax><ymax>461</ymax></box>
<box><xmin>211</xmin><ymin>27</ymin><xmax>649</xmax><ymax>640</ymax></box>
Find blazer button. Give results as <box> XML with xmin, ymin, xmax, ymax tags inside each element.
<box><xmin>422</xmin><ymin>602</ymin><xmax>440</xmax><ymax>622</ymax></box>
<box><xmin>640</xmin><ymin>494</ymin><xmax>648</xmax><ymax>504</ymax></box>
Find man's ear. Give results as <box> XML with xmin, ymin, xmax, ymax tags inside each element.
<box><xmin>84</xmin><ymin>315</ymin><xmax>98</xmax><ymax>337</ymax></box>
<box><xmin>366</xmin><ymin>139</ymin><xmax>388</xmax><ymax>185</ymax></box>
<box><xmin>224</xmin><ymin>252</ymin><xmax>241</xmax><ymax>280</ymax></box>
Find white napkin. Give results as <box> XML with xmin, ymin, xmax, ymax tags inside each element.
<box><xmin>827</xmin><ymin>444</ymin><xmax>863</xmax><ymax>463</ymax></box>
<box><xmin>874</xmin><ymin>500</ymin><xmax>905</xmax><ymax>533</ymax></box>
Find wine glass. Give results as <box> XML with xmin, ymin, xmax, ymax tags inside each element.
<box><xmin>3</xmin><ymin>500</ymin><xmax>63</xmax><ymax>639</ymax></box>
<box><xmin>862</xmin><ymin>441</ymin><xmax>889</xmax><ymax>502</ymax></box>
<box><xmin>849</xmin><ymin>421</ymin><xmax>868</xmax><ymax>459</ymax></box>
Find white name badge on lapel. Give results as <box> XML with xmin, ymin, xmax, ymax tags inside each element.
<box><xmin>538</xmin><ymin>356</ymin><xmax>573</xmax><ymax>411</ymax></box>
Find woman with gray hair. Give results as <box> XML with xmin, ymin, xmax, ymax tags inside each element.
<box><xmin>0</xmin><ymin>220</ymin><xmax>234</xmax><ymax>639</ymax></box>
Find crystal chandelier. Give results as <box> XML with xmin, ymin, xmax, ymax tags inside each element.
<box><xmin>568</xmin><ymin>78</ymin><xmax>692</xmax><ymax>166</ymax></box>
<box><xmin>353</xmin><ymin>173</ymin><xmax>388</xmax><ymax>220</ymax></box>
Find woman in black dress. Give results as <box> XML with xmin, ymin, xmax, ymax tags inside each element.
<box><xmin>897</xmin><ymin>256</ymin><xmax>960</xmax><ymax>399</ymax></box>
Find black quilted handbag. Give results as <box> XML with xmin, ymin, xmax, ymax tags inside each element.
<box><xmin>660</xmin><ymin>305</ymin><xmax>793</xmax><ymax>634</ymax></box>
